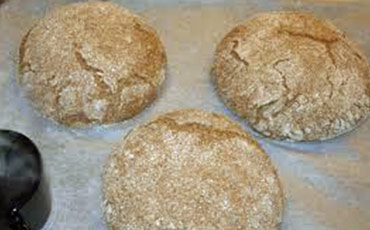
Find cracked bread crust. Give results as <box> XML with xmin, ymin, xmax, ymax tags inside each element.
<box><xmin>103</xmin><ymin>110</ymin><xmax>284</xmax><ymax>230</ymax></box>
<box><xmin>212</xmin><ymin>11</ymin><xmax>370</xmax><ymax>141</ymax></box>
<box><xmin>18</xmin><ymin>2</ymin><xmax>166</xmax><ymax>127</ymax></box>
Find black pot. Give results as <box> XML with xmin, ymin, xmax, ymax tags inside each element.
<box><xmin>0</xmin><ymin>130</ymin><xmax>51</xmax><ymax>230</ymax></box>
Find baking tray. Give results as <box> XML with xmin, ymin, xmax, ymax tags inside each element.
<box><xmin>0</xmin><ymin>0</ymin><xmax>369</xmax><ymax>229</ymax></box>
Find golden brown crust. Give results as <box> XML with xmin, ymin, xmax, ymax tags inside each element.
<box><xmin>212</xmin><ymin>11</ymin><xmax>370</xmax><ymax>141</ymax></box>
<box><xmin>103</xmin><ymin>109</ymin><xmax>284</xmax><ymax>230</ymax></box>
<box><xmin>18</xmin><ymin>2</ymin><xmax>166</xmax><ymax>127</ymax></box>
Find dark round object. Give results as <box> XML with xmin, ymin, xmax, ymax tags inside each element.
<box><xmin>0</xmin><ymin>130</ymin><xmax>51</xmax><ymax>230</ymax></box>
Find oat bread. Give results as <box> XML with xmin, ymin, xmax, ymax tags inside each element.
<box><xmin>103</xmin><ymin>109</ymin><xmax>284</xmax><ymax>230</ymax></box>
<box><xmin>18</xmin><ymin>2</ymin><xmax>166</xmax><ymax>127</ymax></box>
<box><xmin>212</xmin><ymin>11</ymin><xmax>370</xmax><ymax>141</ymax></box>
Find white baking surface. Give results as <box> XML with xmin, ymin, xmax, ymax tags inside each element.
<box><xmin>0</xmin><ymin>0</ymin><xmax>369</xmax><ymax>229</ymax></box>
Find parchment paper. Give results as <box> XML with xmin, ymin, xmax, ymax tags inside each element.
<box><xmin>0</xmin><ymin>0</ymin><xmax>369</xmax><ymax>229</ymax></box>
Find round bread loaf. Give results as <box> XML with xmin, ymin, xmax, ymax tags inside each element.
<box><xmin>103</xmin><ymin>109</ymin><xmax>284</xmax><ymax>230</ymax></box>
<box><xmin>18</xmin><ymin>2</ymin><xmax>166</xmax><ymax>127</ymax></box>
<box><xmin>212</xmin><ymin>11</ymin><xmax>370</xmax><ymax>141</ymax></box>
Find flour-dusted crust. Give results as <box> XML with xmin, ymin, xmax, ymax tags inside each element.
<box><xmin>103</xmin><ymin>109</ymin><xmax>284</xmax><ymax>230</ymax></box>
<box><xmin>213</xmin><ymin>11</ymin><xmax>370</xmax><ymax>141</ymax></box>
<box><xmin>19</xmin><ymin>2</ymin><xmax>166</xmax><ymax>127</ymax></box>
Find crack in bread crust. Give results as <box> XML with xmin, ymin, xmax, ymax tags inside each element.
<box><xmin>150</xmin><ymin>116</ymin><xmax>252</xmax><ymax>142</ymax></box>
<box><xmin>279</xmin><ymin>30</ymin><xmax>338</xmax><ymax>99</ymax></box>
<box><xmin>272</xmin><ymin>58</ymin><xmax>290</xmax><ymax>92</ymax></box>
<box><xmin>230</xmin><ymin>40</ymin><xmax>250</xmax><ymax>70</ymax></box>
<box><xmin>19</xmin><ymin>28</ymin><xmax>34</xmax><ymax>74</ymax></box>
